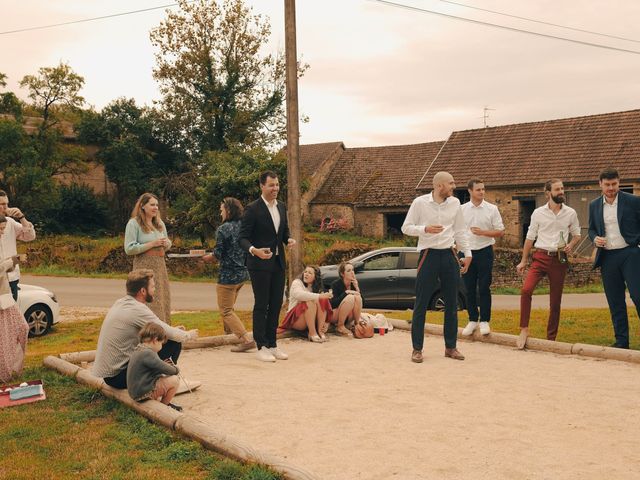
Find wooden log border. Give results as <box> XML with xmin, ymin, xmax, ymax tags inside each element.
<box><xmin>43</xmin><ymin>337</ymin><xmax>319</xmax><ymax>480</ymax></box>
<box><xmin>387</xmin><ymin>318</ymin><xmax>640</xmax><ymax>364</ymax></box>
<box><xmin>45</xmin><ymin>322</ymin><xmax>639</xmax><ymax>479</ymax></box>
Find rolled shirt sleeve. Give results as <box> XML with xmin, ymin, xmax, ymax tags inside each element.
<box><xmin>401</xmin><ymin>197</ymin><xmax>426</xmax><ymax>237</ymax></box>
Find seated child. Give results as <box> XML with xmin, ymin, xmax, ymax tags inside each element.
<box><xmin>126</xmin><ymin>322</ymin><xmax>182</xmax><ymax>411</ymax></box>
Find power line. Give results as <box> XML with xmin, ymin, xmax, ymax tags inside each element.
<box><xmin>438</xmin><ymin>0</ymin><xmax>640</xmax><ymax>44</ymax></box>
<box><xmin>0</xmin><ymin>2</ymin><xmax>187</xmax><ymax>36</ymax></box>
<box><xmin>368</xmin><ymin>0</ymin><xmax>640</xmax><ymax>55</ymax></box>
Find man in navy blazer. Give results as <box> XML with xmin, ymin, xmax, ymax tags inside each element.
<box><xmin>240</xmin><ymin>171</ymin><xmax>296</xmax><ymax>362</ymax></box>
<box><xmin>588</xmin><ymin>167</ymin><xmax>640</xmax><ymax>349</ymax></box>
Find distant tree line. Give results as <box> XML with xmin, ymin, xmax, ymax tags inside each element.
<box><xmin>0</xmin><ymin>0</ymin><xmax>305</xmax><ymax>243</ymax></box>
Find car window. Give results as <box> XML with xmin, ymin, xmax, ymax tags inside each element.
<box><xmin>402</xmin><ymin>252</ymin><xmax>419</xmax><ymax>269</ymax></box>
<box><xmin>362</xmin><ymin>252</ymin><xmax>399</xmax><ymax>271</ymax></box>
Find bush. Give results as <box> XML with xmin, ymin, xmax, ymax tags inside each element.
<box><xmin>32</xmin><ymin>184</ymin><xmax>111</xmax><ymax>235</ymax></box>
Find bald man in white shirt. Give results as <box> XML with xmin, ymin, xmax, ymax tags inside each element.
<box><xmin>402</xmin><ymin>171</ymin><xmax>471</xmax><ymax>363</ymax></box>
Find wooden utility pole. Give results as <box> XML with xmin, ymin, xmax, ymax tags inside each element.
<box><xmin>284</xmin><ymin>0</ymin><xmax>304</xmax><ymax>278</ymax></box>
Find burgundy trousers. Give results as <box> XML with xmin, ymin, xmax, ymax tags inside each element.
<box><xmin>519</xmin><ymin>251</ymin><xmax>568</xmax><ymax>340</ymax></box>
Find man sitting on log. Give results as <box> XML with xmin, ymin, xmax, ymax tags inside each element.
<box><xmin>93</xmin><ymin>269</ymin><xmax>198</xmax><ymax>389</ymax></box>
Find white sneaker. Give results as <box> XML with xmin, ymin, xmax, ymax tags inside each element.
<box><xmin>462</xmin><ymin>321</ymin><xmax>478</xmax><ymax>336</ymax></box>
<box><xmin>479</xmin><ymin>322</ymin><xmax>491</xmax><ymax>335</ymax></box>
<box><xmin>269</xmin><ymin>347</ymin><xmax>288</xmax><ymax>360</ymax></box>
<box><xmin>256</xmin><ymin>347</ymin><xmax>276</xmax><ymax>362</ymax></box>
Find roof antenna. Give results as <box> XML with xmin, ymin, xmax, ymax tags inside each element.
<box><xmin>480</xmin><ymin>106</ymin><xmax>495</xmax><ymax>128</ymax></box>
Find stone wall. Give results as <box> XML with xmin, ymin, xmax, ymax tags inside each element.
<box><xmin>309</xmin><ymin>204</ymin><xmax>355</xmax><ymax>229</ymax></box>
<box><xmin>492</xmin><ymin>248</ymin><xmax>600</xmax><ymax>288</ymax></box>
<box><xmin>354</xmin><ymin>208</ymin><xmax>384</xmax><ymax>237</ymax></box>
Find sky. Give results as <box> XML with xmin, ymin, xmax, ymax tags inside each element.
<box><xmin>2</xmin><ymin>0</ymin><xmax>640</xmax><ymax>147</ymax></box>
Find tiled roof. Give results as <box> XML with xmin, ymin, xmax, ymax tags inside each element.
<box><xmin>417</xmin><ymin>109</ymin><xmax>640</xmax><ymax>190</ymax></box>
<box><xmin>312</xmin><ymin>141</ymin><xmax>445</xmax><ymax>207</ymax></box>
<box><xmin>297</xmin><ymin>141</ymin><xmax>344</xmax><ymax>178</ymax></box>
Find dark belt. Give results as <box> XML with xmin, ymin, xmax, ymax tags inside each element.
<box><xmin>535</xmin><ymin>249</ymin><xmax>557</xmax><ymax>256</ymax></box>
<box><xmin>143</xmin><ymin>247</ymin><xmax>165</xmax><ymax>257</ymax></box>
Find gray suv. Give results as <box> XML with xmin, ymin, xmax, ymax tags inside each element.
<box><xmin>319</xmin><ymin>247</ymin><xmax>467</xmax><ymax>311</ymax></box>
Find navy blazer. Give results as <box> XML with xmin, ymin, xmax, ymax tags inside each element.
<box><xmin>588</xmin><ymin>191</ymin><xmax>640</xmax><ymax>268</ymax></box>
<box><xmin>239</xmin><ymin>198</ymin><xmax>290</xmax><ymax>271</ymax></box>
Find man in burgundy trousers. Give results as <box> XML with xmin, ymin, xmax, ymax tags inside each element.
<box><xmin>515</xmin><ymin>179</ymin><xmax>581</xmax><ymax>349</ymax></box>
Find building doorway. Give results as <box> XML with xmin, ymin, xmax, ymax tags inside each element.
<box><xmin>385</xmin><ymin>213</ymin><xmax>406</xmax><ymax>237</ymax></box>
<box><xmin>519</xmin><ymin>199</ymin><xmax>536</xmax><ymax>245</ymax></box>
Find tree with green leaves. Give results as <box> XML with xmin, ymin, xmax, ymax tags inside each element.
<box><xmin>150</xmin><ymin>0</ymin><xmax>294</xmax><ymax>154</ymax></box>
<box><xmin>20</xmin><ymin>62</ymin><xmax>85</xmax><ymax>133</ymax></box>
<box><xmin>0</xmin><ymin>72</ymin><xmax>23</xmax><ymax>120</ymax></box>
<box><xmin>187</xmin><ymin>147</ymin><xmax>286</xmax><ymax>242</ymax></box>
<box><xmin>77</xmin><ymin>98</ymin><xmax>188</xmax><ymax>225</ymax></box>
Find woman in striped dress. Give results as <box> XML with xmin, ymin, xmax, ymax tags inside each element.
<box><xmin>124</xmin><ymin>193</ymin><xmax>172</xmax><ymax>324</ymax></box>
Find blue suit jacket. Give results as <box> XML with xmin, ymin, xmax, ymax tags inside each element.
<box><xmin>588</xmin><ymin>191</ymin><xmax>640</xmax><ymax>268</ymax></box>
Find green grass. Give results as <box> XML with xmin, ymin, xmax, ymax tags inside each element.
<box><xmin>384</xmin><ymin>307</ymin><xmax>640</xmax><ymax>349</ymax></box>
<box><xmin>494</xmin><ymin>284</ymin><xmax>604</xmax><ymax>295</ymax></box>
<box><xmin>1</xmin><ymin>311</ymin><xmax>277</xmax><ymax>480</ymax></box>
<box><xmin>3</xmin><ymin>304</ymin><xmax>638</xmax><ymax>478</ymax></box>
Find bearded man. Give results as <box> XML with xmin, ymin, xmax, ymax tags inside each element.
<box><xmin>93</xmin><ymin>269</ymin><xmax>198</xmax><ymax>388</ymax></box>
<box><xmin>515</xmin><ymin>179</ymin><xmax>581</xmax><ymax>349</ymax></box>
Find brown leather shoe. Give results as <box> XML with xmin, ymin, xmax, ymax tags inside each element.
<box><xmin>444</xmin><ymin>348</ymin><xmax>465</xmax><ymax>360</ymax></box>
<box><xmin>411</xmin><ymin>350</ymin><xmax>423</xmax><ymax>363</ymax></box>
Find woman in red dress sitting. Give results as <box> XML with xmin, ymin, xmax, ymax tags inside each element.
<box><xmin>280</xmin><ymin>265</ymin><xmax>333</xmax><ymax>343</ymax></box>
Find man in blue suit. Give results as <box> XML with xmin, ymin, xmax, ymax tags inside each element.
<box><xmin>588</xmin><ymin>168</ymin><xmax>640</xmax><ymax>349</ymax></box>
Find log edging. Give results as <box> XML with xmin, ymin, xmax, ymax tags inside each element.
<box><xmin>388</xmin><ymin>318</ymin><xmax>640</xmax><ymax>364</ymax></box>
<box><xmin>43</xmin><ymin>352</ymin><xmax>320</xmax><ymax>480</ymax></box>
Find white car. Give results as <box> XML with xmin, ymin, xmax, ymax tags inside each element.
<box><xmin>17</xmin><ymin>284</ymin><xmax>60</xmax><ymax>337</ymax></box>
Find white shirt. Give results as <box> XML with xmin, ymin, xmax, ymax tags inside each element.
<box><xmin>526</xmin><ymin>203</ymin><xmax>580</xmax><ymax>251</ymax></box>
<box><xmin>602</xmin><ymin>195</ymin><xmax>628</xmax><ymax>250</ymax></box>
<box><xmin>0</xmin><ymin>217</ymin><xmax>36</xmax><ymax>282</ymax></box>
<box><xmin>402</xmin><ymin>193</ymin><xmax>471</xmax><ymax>257</ymax></box>
<box><xmin>261</xmin><ymin>196</ymin><xmax>280</xmax><ymax>233</ymax></box>
<box><xmin>461</xmin><ymin>200</ymin><xmax>505</xmax><ymax>251</ymax></box>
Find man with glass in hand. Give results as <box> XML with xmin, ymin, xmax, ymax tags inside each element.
<box><xmin>588</xmin><ymin>167</ymin><xmax>640</xmax><ymax>349</ymax></box>
<box><xmin>402</xmin><ymin>171</ymin><xmax>471</xmax><ymax>363</ymax></box>
<box><xmin>240</xmin><ymin>171</ymin><xmax>296</xmax><ymax>362</ymax></box>
<box><xmin>516</xmin><ymin>179</ymin><xmax>581</xmax><ymax>349</ymax></box>
<box><xmin>0</xmin><ymin>190</ymin><xmax>36</xmax><ymax>300</ymax></box>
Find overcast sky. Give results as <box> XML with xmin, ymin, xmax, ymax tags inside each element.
<box><xmin>2</xmin><ymin>0</ymin><xmax>640</xmax><ymax>147</ymax></box>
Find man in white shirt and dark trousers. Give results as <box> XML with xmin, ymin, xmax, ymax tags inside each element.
<box><xmin>588</xmin><ymin>167</ymin><xmax>640</xmax><ymax>349</ymax></box>
<box><xmin>516</xmin><ymin>179</ymin><xmax>581</xmax><ymax>349</ymax></box>
<box><xmin>402</xmin><ymin>171</ymin><xmax>472</xmax><ymax>363</ymax></box>
<box><xmin>0</xmin><ymin>190</ymin><xmax>36</xmax><ymax>300</ymax></box>
<box><xmin>461</xmin><ymin>179</ymin><xmax>505</xmax><ymax>336</ymax></box>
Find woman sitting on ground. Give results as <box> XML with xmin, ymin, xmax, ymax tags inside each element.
<box><xmin>280</xmin><ymin>265</ymin><xmax>333</xmax><ymax>343</ymax></box>
<box><xmin>329</xmin><ymin>262</ymin><xmax>363</xmax><ymax>337</ymax></box>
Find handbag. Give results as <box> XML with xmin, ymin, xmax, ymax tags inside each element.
<box><xmin>352</xmin><ymin>314</ymin><xmax>374</xmax><ymax>338</ymax></box>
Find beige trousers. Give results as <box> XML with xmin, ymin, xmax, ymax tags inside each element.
<box><xmin>216</xmin><ymin>283</ymin><xmax>247</xmax><ymax>338</ymax></box>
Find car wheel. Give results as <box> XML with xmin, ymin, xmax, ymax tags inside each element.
<box><xmin>24</xmin><ymin>304</ymin><xmax>53</xmax><ymax>337</ymax></box>
<box><xmin>429</xmin><ymin>292</ymin><xmax>465</xmax><ymax>311</ymax></box>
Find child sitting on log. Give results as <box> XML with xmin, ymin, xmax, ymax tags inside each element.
<box><xmin>127</xmin><ymin>322</ymin><xmax>182</xmax><ymax>411</ymax></box>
